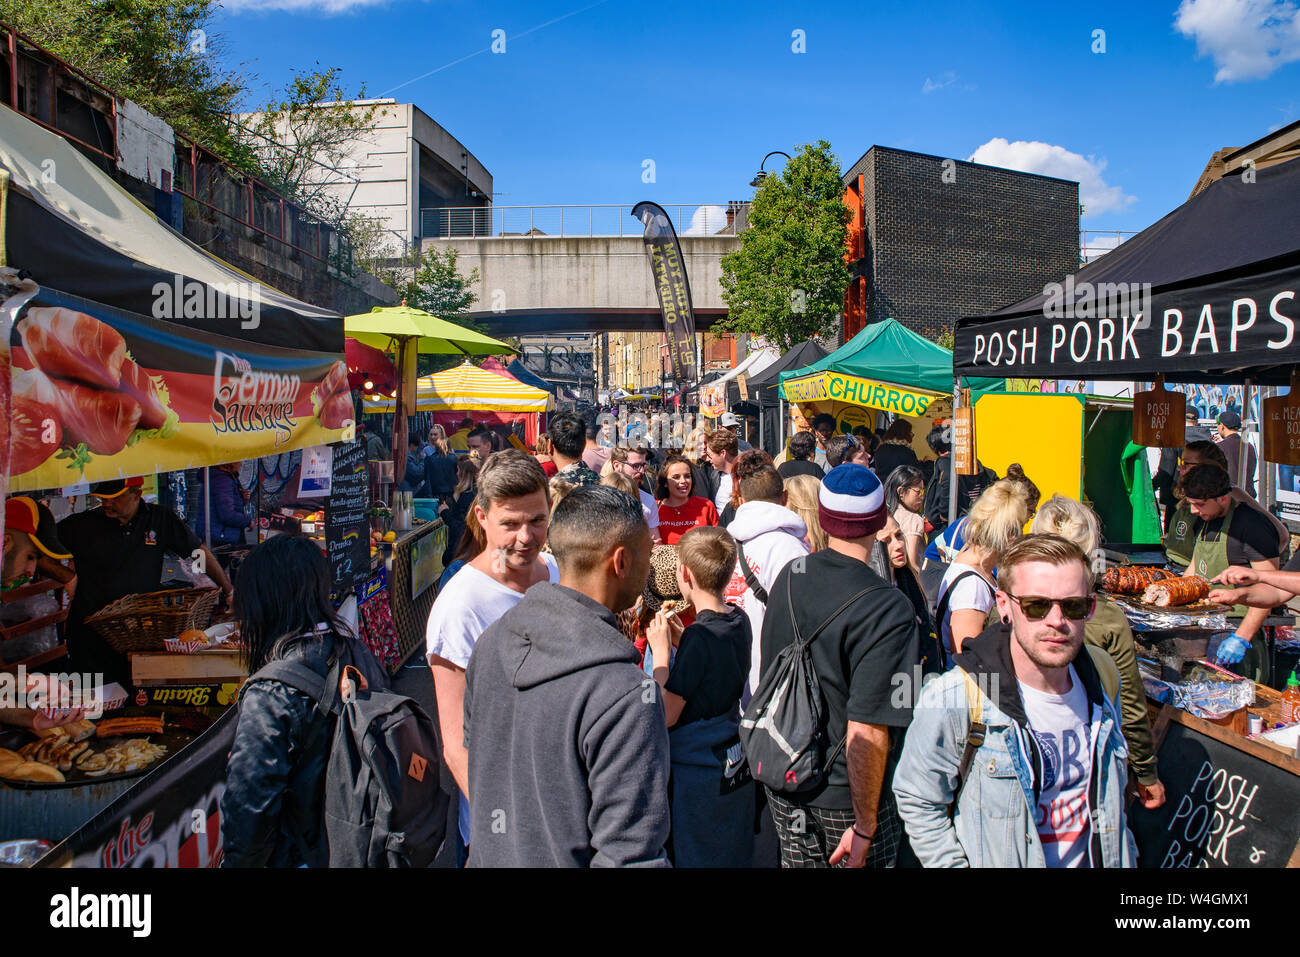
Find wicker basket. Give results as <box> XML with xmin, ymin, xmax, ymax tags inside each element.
<box><xmin>84</xmin><ymin>587</ymin><xmax>221</xmax><ymax>654</ymax></box>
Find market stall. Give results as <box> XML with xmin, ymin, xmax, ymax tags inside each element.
<box><xmin>0</xmin><ymin>103</ymin><xmax>354</xmax><ymax>850</ymax></box>
<box><xmin>362</xmin><ymin>360</ymin><xmax>554</xmax><ymax>446</ymax></box>
<box><xmin>746</xmin><ymin>340</ymin><xmax>827</xmax><ymax>454</ymax></box>
<box><xmin>779</xmin><ymin>318</ymin><xmax>1003</xmax><ymax>458</ymax></box>
<box><xmin>954</xmin><ymin>156</ymin><xmax>1300</xmax><ymax>867</ymax></box>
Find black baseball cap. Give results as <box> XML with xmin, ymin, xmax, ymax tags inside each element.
<box><xmin>1217</xmin><ymin>410</ymin><xmax>1242</xmax><ymax>430</ymax></box>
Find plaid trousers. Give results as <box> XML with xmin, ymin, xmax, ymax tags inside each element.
<box><xmin>765</xmin><ymin>788</ymin><xmax>902</xmax><ymax>868</ymax></box>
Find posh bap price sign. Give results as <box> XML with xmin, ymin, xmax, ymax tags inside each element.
<box><xmin>7</xmin><ymin>294</ymin><xmax>350</xmax><ymax>492</ymax></box>
<box><xmin>1133</xmin><ymin>380</ymin><xmax>1185</xmax><ymax>449</ymax></box>
<box><xmin>1262</xmin><ymin>384</ymin><xmax>1300</xmax><ymax>466</ymax></box>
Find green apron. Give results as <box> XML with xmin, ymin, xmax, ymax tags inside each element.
<box><xmin>1164</xmin><ymin>503</ymin><xmax>1198</xmax><ymax>569</ymax></box>
<box><xmin>1189</xmin><ymin>497</ymin><xmax>1248</xmax><ymax>619</ymax></box>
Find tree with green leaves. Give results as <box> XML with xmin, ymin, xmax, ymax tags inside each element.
<box><xmin>392</xmin><ymin>246</ymin><xmax>479</xmax><ymax>323</ymax></box>
<box><xmin>1</xmin><ymin>0</ymin><xmax>249</xmax><ymax>160</ymax></box>
<box><xmin>717</xmin><ymin>140</ymin><xmax>851</xmax><ymax>352</ymax></box>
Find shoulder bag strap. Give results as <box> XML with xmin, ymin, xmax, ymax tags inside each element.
<box><xmin>948</xmin><ymin>668</ymin><xmax>988</xmax><ymax>819</ymax></box>
<box><xmin>735</xmin><ymin>541</ymin><xmax>769</xmax><ymax>605</ymax></box>
<box><xmin>933</xmin><ymin>569</ymin><xmax>994</xmax><ymax>624</ymax></box>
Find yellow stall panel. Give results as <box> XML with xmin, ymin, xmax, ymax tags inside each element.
<box><xmin>974</xmin><ymin>393</ymin><xmax>1084</xmax><ymax>503</ymax></box>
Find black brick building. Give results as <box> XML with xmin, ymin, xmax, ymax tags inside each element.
<box><xmin>841</xmin><ymin>146</ymin><xmax>1079</xmax><ymax>342</ymax></box>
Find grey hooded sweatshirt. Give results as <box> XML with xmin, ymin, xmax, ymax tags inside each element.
<box><xmin>463</xmin><ymin>581</ymin><xmax>671</xmax><ymax>867</ymax></box>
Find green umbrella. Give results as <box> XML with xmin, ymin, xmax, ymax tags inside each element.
<box><xmin>344</xmin><ymin>302</ymin><xmax>514</xmax><ymax>487</ymax></box>
<box><xmin>344</xmin><ymin>303</ymin><xmax>514</xmax><ymax>356</ymax></box>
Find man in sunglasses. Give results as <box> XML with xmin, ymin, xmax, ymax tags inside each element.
<box><xmin>894</xmin><ymin>534</ymin><xmax>1135</xmax><ymax>868</ymax></box>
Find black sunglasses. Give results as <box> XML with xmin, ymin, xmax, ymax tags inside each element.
<box><xmin>1004</xmin><ymin>593</ymin><xmax>1095</xmax><ymax>621</ymax></box>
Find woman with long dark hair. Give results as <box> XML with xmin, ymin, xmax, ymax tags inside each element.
<box><xmin>221</xmin><ymin>535</ymin><xmax>387</xmax><ymax>868</ymax></box>
<box><xmin>885</xmin><ymin>465</ymin><xmax>927</xmax><ymax>577</ymax></box>
<box><xmin>656</xmin><ymin>452</ymin><xmax>718</xmax><ymax>545</ymax></box>
<box><xmin>438</xmin><ymin>456</ymin><xmax>479</xmax><ymax>566</ymax></box>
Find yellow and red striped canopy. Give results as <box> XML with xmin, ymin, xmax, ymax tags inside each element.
<box><xmin>362</xmin><ymin>361</ymin><xmax>554</xmax><ymax>413</ymax></box>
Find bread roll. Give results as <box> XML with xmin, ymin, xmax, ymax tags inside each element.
<box><xmin>0</xmin><ymin>748</ymin><xmax>24</xmax><ymax>773</ymax></box>
<box><xmin>4</xmin><ymin>760</ymin><xmax>65</xmax><ymax>783</ymax></box>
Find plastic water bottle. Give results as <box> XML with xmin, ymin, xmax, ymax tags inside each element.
<box><xmin>1283</xmin><ymin>670</ymin><xmax>1300</xmax><ymax>725</ymax></box>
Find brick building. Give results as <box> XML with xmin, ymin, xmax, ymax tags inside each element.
<box><xmin>841</xmin><ymin>146</ymin><xmax>1079</xmax><ymax>342</ymax></box>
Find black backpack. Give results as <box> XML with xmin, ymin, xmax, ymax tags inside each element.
<box><xmin>253</xmin><ymin>642</ymin><xmax>449</xmax><ymax>868</ymax></box>
<box><xmin>739</xmin><ymin>576</ymin><xmax>884</xmax><ymax>794</ymax></box>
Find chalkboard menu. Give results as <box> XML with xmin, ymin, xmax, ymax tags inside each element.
<box><xmin>325</xmin><ymin>440</ymin><xmax>370</xmax><ymax>590</ymax></box>
<box><xmin>1129</xmin><ymin>706</ymin><xmax>1300</xmax><ymax>868</ymax></box>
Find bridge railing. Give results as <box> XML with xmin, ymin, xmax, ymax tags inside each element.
<box><xmin>420</xmin><ymin>204</ymin><xmax>748</xmax><ymax>239</ymax></box>
<box><xmin>1080</xmin><ymin>229</ymin><xmax>1139</xmax><ymax>264</ymax></box>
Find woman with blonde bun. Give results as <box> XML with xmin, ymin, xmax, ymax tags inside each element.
<box><xmin>934</xmin><ymin>478</ymin><xmax>1032</xmax><ymax>658</ymax></box>
<box><xmin>1030</xmin><ymin>494</ymin><xmax>1165</xmax><ymax>810</ymax></box>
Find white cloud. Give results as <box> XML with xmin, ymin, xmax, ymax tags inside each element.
<box><xmin>682</xmin><ymin>205</ymin><xmax>730</xmax><ymax>236</ymax></box>
<box><xmin>222</xmin><ymin>0</ymin><xmax>394</xmax><ymax>13</ymax></box>
<box><xmin>968</xmin><ymin>138</ymin><xmax>1136</xmax><ymax>217</ymax></box>
<box><xmin>922</xmin><ymin>71</ymin><xmax>957</xmax><ymax>94</ymax></box>
<box><xmin>1174</xmin><ymin>0</ymin><xmax>1300</xmax><ymax>82</ymax></box>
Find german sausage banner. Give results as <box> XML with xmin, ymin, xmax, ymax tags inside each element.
<box><xmin>632</xmin><ymin>201</ymin><xmax>698</xmax><ymax>388</ymax></box>
<box><xmin>8</xmin><ymin>287</ymin><xmax>351</xmax><ymax>492</ymax></box>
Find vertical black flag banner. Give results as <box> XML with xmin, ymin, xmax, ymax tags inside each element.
<box><xmin>632</xmin><ymin>202</ymin><xmax>698</xmax><ymax>388</ymax></box>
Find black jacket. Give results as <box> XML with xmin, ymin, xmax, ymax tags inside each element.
<box><xmin>221</xmin><ymin>634</ymin><xmax>388</xmax><ymax>868</ymax></box>
<box><xmin>870</xmin><ymin>442</ymin><xmax>919</xmax><ymax>486</ymax></box>
<box><xmin>923</xmin><ymin>454</ymin><xmax>995</xmax><ymax>533</ymax></box>
<box><xmin>691</xmin><ymin>461</ymin><xmax>722</xmax><ymax>506</ymax></box>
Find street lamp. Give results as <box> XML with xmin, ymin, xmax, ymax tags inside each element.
<box><xmin>750</xmin><ymin>151</ymin><xmax>792</xmax><ymax>188</ymax></box>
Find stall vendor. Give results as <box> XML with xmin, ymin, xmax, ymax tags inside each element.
<box><xmin>57</xmin><ymin>477</ymin><xmax>233</xmax><ymax>685</ymax></box>
<box><xmin>1177</xmin><ymin>464</ymin><xmax>1280</xmax><ymax>681</ymax></box>
<box><xmin>2</xmin><ymin>496</ymin><xmax>74</xmax><ymax>664</ymax></box>
<box><xmin>1163</xmin><ymin>441</ymin><xmax>1288</xmax><ymax>570</ymax></box>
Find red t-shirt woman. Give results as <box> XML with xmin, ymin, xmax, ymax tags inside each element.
<box><xmin>656</xmin><ymin>454</ymin><xmax>719</xmax><ymax>545</ymax></box>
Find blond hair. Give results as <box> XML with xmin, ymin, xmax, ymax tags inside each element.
<box><xmin>677</xmin><ymin>525</ymin><xmax>738</xmax><ymax>595</ymax></box>
<box><xmin>998</xmin><ymin>533</ymin><xmax>1094</xmax><ymax>594</ymax></box>
<box><xmin>600</xmin><ymin>471</ymin><xmax>639</xmax><ymax>497</ymax></box>
<box><xmin>1030</xmin><ymin>495</ymin><xmax>1100</xmax><ymax>557</ymax></box>
<box><xmin>965</xmin><ymin>478</ymin><xmax>1031</xmax><ymax>557</ymax></box>
<box><xmin>783</xmin><ymin>473</ymin><xmax>828</xmax><ymax>552</ymax></box>
<box><xmin>683</xmin><ymin>427</ymin><xmax>708</xmax><ymax>465</ymax></box>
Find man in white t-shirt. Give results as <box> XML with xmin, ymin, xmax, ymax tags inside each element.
<box><xmin>704</xmin><ymin>428</ymin><xmax>739</xmax><ymax>515</ymax></box>
<box><xmin>426</xmin><ymin>450</ymin><xmax>558</xmax><ymax>864</ymax></box>
<box><xmin>611</xmin><ymin>445</ymin><xmax>662</xmax><ymax>545</ymax></box>
<box><xmin>894</xmin><ymin>534</ymin><xmax>1136</xmax><ymax>868</ymax></box>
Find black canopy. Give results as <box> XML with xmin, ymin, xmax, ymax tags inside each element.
<box><xmin>954</xmin><ymin>158</ymin><xmax>1300</xmax><ymax>384</ymax></box>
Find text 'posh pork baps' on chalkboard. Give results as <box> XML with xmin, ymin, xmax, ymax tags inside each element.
<box><xmin>1129</xmin><ymin>707</ymin><xmax>1300</xmax><ymax>868</ymax></box>
<box><xmin>325</xmin><ymin>440</ymin><xmax>370</xmax><ymax>591</ymax></box>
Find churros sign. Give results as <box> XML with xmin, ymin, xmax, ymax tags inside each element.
<box><xmin>781</xmin><ymin>371</ymin><xmax>938</xmax><ymax>416</ymax></box>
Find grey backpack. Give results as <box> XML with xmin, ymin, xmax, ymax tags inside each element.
<box><xmin>255</xmin><ymin>644</ymin><xmax>449</xmax><ymax>867</ymax></box>
<box><xmin>739</xmin><ymin>577</ymin><xmax>883</xmax><ymax>794</ymax></box>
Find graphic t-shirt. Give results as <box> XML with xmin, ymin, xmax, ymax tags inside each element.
<box><xmin>658</xmin><ymin>496</ymin><xmax>719</xmax><ymax>544</ymax></box>
<box><xmin>1019</xmin><ymin>666</ymin><xmax>1093</xmax><ymax>868</ymax></box>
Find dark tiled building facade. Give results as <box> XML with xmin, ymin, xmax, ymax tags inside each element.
<box><xmin>842</xmin><ymin>146</ymin><xmax>1079</xmax><ymax>342</ymax></box>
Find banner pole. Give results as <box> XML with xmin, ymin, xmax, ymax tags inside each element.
<box><xmin>203</xmin><ymin>466</ymin><xmax>212</xmax><ymax>550</ymax></box>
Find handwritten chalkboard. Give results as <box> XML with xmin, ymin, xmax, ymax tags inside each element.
<box><xmin>1129</xmin><ymin>706</ymin><xmax>1300</xmax><ymax>868</ymax></box>
<box><xmin>325</xmin><ymin>440</ymin><xmax>370</xmax><ymax>591</ymax></box>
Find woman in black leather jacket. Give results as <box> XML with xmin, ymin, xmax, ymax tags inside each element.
<box><xmin>220</xmin><ymin>535</ymin><xmax>386</xmax><ymax>867</ymax></box>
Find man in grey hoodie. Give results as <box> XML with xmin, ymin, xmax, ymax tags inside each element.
<box><xmin>463</xmin><ymin>484</ymin><xmax>670</xmax><ymax>867</ymax></box>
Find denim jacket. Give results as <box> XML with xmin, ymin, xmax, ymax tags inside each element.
<box><xmin>892</xmin><ymin>623</ymin><xmax>1136</xmax><ymax>868</ymax></box>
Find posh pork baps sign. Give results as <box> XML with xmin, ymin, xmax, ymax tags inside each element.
<box><xmin>954</xmin><ymin>264</ymin><xmax>1300</xmax><ymax>383</ymax></box>
<box><xmin>8</xmin><ymin>294</ymin><xmax>351</xmax><ymax>492</ymax></box>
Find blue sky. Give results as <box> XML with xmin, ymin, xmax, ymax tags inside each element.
<box><xmin>214</xmin><ymin>0</ymin><xmax>1300</xmax><ymax>237</ymax></box>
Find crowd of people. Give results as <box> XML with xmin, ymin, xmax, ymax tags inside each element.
<box><xmin>200</xmin><ymin>403</ymin><xmax>1300</xmax><ymax>867</ymax></box>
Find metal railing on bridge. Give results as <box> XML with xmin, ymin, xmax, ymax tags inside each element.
<box><xmin>420</xmin><ymin>203</ymin><xmax>748</xmax><ymax>239</ymax></box>
<box><xmin>1080</xmin><ymin>229</ymin><xmax>1140</xmax><ymax>264</ymax></box>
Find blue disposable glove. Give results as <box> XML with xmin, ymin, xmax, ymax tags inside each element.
<box><xmin>1214</xmin><ymin>634</ymin><xmax>1249</xmax><ymax>665</ymax></box>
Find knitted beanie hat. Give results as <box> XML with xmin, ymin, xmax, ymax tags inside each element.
<box><xmin>818</xmin><ymin>464</ymin><xmax>889</xmax><ymax>540</ymax></box>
